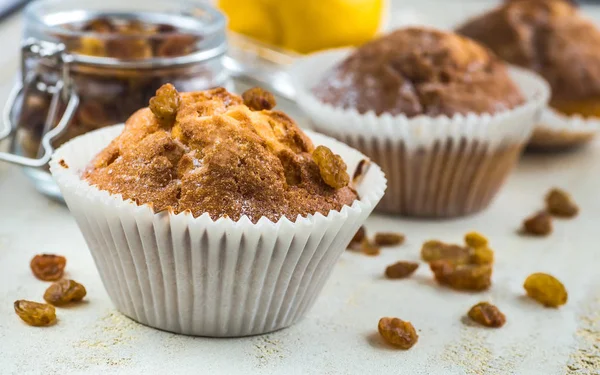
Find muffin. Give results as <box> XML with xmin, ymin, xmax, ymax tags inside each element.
<box><xmin>457</xmin><ymin>0</ymin><xmax>600</xmax><ymax>149</ymax></box>
<box><xmin>292</xmin><ymin>27</ymin><xmax>549</xmax><ymax>217</ymax></box>
<box><xmin>50</xmin><ymin>85</ymin><xmax>386</xmax><ymax>337</ymax></box>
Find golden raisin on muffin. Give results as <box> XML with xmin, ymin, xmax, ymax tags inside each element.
<box><xmin>457</xmin><ymin>0</ymin><xmax>600</xmax><ymax>117</ymax></box>
<box><xmin>84</xmin><ymin>86</ymin><xmax>357</xmax><ymax>223</ymax></box>
<box><xmin>312</xmin><ymin>27</ymin><xmax>524</xmax><ymax>117</ymax></box>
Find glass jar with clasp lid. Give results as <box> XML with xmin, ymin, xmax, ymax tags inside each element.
<box><xmin>0</xmin><ymin>0</ymin><xmax>228</xmax><ymax>199</ymax></box>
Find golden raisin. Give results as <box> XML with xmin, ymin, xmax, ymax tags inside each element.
<box><xmin>313</xmin><ymin>145</ymin><xmax>350</xmax><ymax>189</ymax></box>
<box><xmin>360</xmin><ymin>239</ymin><xmax>380</xmax><ymax>256</ymax></box>
<box><xmin>465</xmin><ymin>232</ymin><xmax>488</xmax><ymax>248</ymax></box>
<box><xmin>430</xmin><ymin>261</ymin><xmax>492</xmax><ymax>291</ymax></box>
<box><xmin>378</xmin><ymin>317</ymin><xmax>418</xmax><ymax>349</ymax></box>
<box><xmin>347</xmin><ymin>226</ymin><xmax>366</xmax><ymax>250</ymax></box>
<box><xmin>524</xmin><ymin>273</ymin><xmax>568</xmax><ymax>307</ymax></box>
<box><xmin>471</xmin><ymin>246</ymin><xmax>494</xmax><ymax>265</ymax></box>
<box><xmin>546</xmin><ymin>188</ymin><xmax>579</xmax><ymax>218</ymax></box>
<box><xmin>14</xmin><ymin>300</ymin><xmax>56</xmax><ymax>327</ymax></box>
<box><xmin>30</xmin><ymin>254</ymin><xmax>66</xmax><ymax>281</ymax></box>
<box><xmin>468</xmin><ymin>302</ymin><xmax>506</xmax><ymax>328</ymax></box>
<box><xmin>43</xmin><ymin>279</ymin><xmax>87</xmax><ymax>306</ymax></box>
<box><xmin>374</xmin><ymin>232</ymin><xmax>405</xmax><ymax>247</ymax></box>
<box><xmin>385</xmin><ymin>261</ymin><xmax>419</xmax><ymax>279</ymax></box>
<box><xmin>523</xmin><ymin>211</ymin><xmax>552</xmax><ymax>236</ymax></box>
<box><xmin>149</xmin><ymin>83</ymin><xmax>181</xmax><ymax>126</ymax></box>
<box><xmin>421</xmin><ymin>240</ymin><xmax>471</xmax><ymax>264</ymax></box>
<box><xmin>242</xmin><ymin>87</ymin><xmax>276</xmax><ymax>111</ymax></box>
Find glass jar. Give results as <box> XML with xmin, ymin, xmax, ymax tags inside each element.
<box><xmin>0</xmin><ymin>0</ymin><xmax>228</xmax><ymax>199</ymax></box>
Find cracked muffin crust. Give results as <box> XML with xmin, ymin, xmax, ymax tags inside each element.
<box><xmin>457</xmin><ymin>0</ymin><xmax>600</xmax><ymax>116</ymax></box>
<box><xmin>312</xmin><ymin>27</ymin><xmax>524</xmax><ymax>117</ymax></box>
<box><xmin>83</xmin><ymin>86</ymin><xmax>357</xmax><ymax>223</ymax></box>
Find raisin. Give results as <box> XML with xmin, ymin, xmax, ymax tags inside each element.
<box><xmin>352</xmin><ymin>159</ymin><xmax>371</xmax><ymax>186</ymax></box>
<box><xmin>14</xmin><ymin>300</ymin><xmax>56</xmax><ymax>327</ymax></box>
<box><xmin>242</xmin><ymin>87</ymin><xmax>276</xmax><ymax>111</ymax></box>
<box><xmin>468</xmin><ymin>302</ymin><xmax>506</xmax><ymax>328</ymax></box>
<box><xmin>312</xmin><ymin>145</ymin><xmax>350</xmax><ymax>189</ymax></box>
<box><xmin>348</xmin><ymin>226</ymin><xmax>366</xmax><ymax>250</ymax></box>
<box><xmin>421</xmin><ymin>240</ymin><xmax>471</xmax><ymax>264</ymax></box>
<box><xmin>385</xmin><ymin>261</ymin><xmax>419</xmax><ymax>279</ymax></box>
<box><xmin>378</xmin><ymin>317</ymin><xmax>418</xmax><ymax>349</ymax></box>
<box><xmin>523</xmin><ymin>273</ymin><xmax>568</xmax><ymax>307</ymax></box>
<box><xmin>360</xmin><ymin>239</ymin><xmax>380</xmax><ymax>256</ymax></box>
<box><xmin>471</xmin><ymin>246</ymin><xmax>494</xmax><ymax>265</ymax></box>
<box><xmin>149</xmin><ymin>83</ymin><xmax>181</xmax><ymax>126</ymax></box>
<box><xmin>464</xmin><ymin>232</ymin><xmax>488</xmax><ymax>248</ymax></box>
<box><xmin>430</xmin><ymin>261</ymin><xmax>492</xmax><ymax>291</ymax></box>
<box><xmin>30</xmin><ymin>254</ymin><xmax>66</xmax><ymax>281</ymax></box>
<box><xmin>545</xmin><ymin>188</ymin><xmax>578</xmax><ymax>218</ymax></box>
<box><xmin>523</xmin><ymin>211</ymin><xmax>552</xmax><ymax>236</ymax></box>
<box><xmin>43</xmin><ymin>279</ymin><xmax>87</xmax><ymax>306</ymax></box>
<box><xmin>374</xmin><ymin>232</ymin><xmax>405</xmax><ymax>246</ymax></box>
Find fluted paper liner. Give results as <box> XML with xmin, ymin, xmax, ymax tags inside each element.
<box><xmin>529</xmin><ymin>107</ymin><xmax>600</xmax><ymax>149</ymax></box>
<box><xmin>49</xmin><ymin>125</ymin><xmax>386</xmax><ymax>337</ymax></box>
<box><xmin>291</xmin><ymin>49</ymin><xmax>550</xmax><ymax>217</ymax></box>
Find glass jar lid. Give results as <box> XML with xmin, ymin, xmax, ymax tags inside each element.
<box><xmin>23</xmin><ymin>0</ymin><xmax>227</xmax><ymax>68</ymax></box>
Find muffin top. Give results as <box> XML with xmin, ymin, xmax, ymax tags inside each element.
<box><xmin>83</xmin><ymin>85</ymin><xmax>357</xmax><ymax>223</ymax></box>
<box><xmin>312</xmin><ymin>27</ymin><xmax>524</xmax><ymax>117</ymax></box>
<box><xmin>457</xmin><ymin>0</ymin><xmax>600</xmax><ymax>102</ymax></box>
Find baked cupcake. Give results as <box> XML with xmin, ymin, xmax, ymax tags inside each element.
<box><xmin>457</xmin><ymin>0</ymin><xmax>600</xmax><ymax>149</ymax></box>
<box><xmin>50</xmin><ymin>85</ymin><xmax>386</xmax><ymax>337</ymax></box>
<box><xmin>292</xmin><ymin>27</ymin><xmax>549</xmax><ymax>217</ymax></box>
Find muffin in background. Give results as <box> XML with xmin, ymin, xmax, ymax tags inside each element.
<box><xmin>293</xmin><ymin>27</ymin><xmax>549</xmax><ymax>217</ymax></box>
<box><xmin>49</xmin><ymin>85</ymin><xmax>386</xmax><ymax>337</ymax></box>
<box><xmin>458</xmin><ymin>0</ymin><xmax>600</xmax><ymax>149</ymax></box>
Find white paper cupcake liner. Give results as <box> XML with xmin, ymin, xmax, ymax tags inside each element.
<box><xmin>49</xmin><ymin>125</ymin><xmax>386</xmax><ymax>337</ymax></box>
<box><xmin>529</xmin><ymin>107</ymin><xmax>600</xmax><ymax>149</ymax></box>
<box><xmin>291</xmin><ymin>49</ymin><xmax>549</xmax><ymax>217</ymax></box>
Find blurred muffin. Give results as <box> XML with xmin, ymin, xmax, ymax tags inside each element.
<box><xmin>313</xmin><ymin>28</ymin><xmax>525</xmax><ymax>117</ymax></box>
<box><xmin>293</xmin><ymin>27</ymin><xmax>549</xmax><ymax>217</ymax></box>
<box><xmin>50</xmin><ymin>85</ymin><xmax>386</xmax><ymax>337</ymax></box>
<box><xmin>458</xmin><ymin>0</ymin><xmax>600</xmax><ymax>149</ymax></box>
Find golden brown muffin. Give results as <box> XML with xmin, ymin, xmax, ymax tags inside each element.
<box><xmin>457</xmin><ymin>0</ymin><xmax>600</xmax><ymax>117</ymax></box>
<box><xmin>312</xmin><ymin>27</ymin><xmax>524</xmax><ymax>117</ymax></box>
<box><xmin>84</xmin><ymin>86</ymin><xmax>357</xmax><ymax>223</ymax></box>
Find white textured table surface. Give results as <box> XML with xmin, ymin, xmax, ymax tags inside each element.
<box><xmin>2</xmin><ymin>1</ymin><xmax>600</xmax><ymax>375</ymax></box>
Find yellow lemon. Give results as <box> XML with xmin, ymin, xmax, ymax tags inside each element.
<box><xmin>218</xmin><ymin>0</ymin><xmax>384</xmax><ymax>54</ymax></box>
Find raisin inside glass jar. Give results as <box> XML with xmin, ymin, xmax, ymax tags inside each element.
<box><xmin>8</xmin><ymin>0</ymin><xmax>227</xmax><ymax>199</ymax></box>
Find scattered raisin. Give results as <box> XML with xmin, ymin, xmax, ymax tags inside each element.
<box><xmin>468</xmin><ymin>302</ymin><xmax>506</xmax><ymax>328</ymax></box>
<box><xmin>58</xmin><ymin>159</ymin><xmax>69</xmax><ymax>169</ymax></box>
<box><xmin>385</xmin><ymin>261</ymin><xmax>419</xmax><ymax>279</ymax></box>
<box><xmin>430</xmin><ymin>261</ymin><xmax>492</xmax><ymax>291</ymax></box>
<box><xmin>471</xmin><ymin>246</ymin><xmax>494</xmax><ymax>265</ymax></box>
<box><xmin>14</xmin><ymin>300</ymin><xmax>56</xmax><ymax>327</ymax></box>
<box><xmin>523</xmin><ymin>273</ymin><xmax>568</xmax><ymax>307</ymax></box>
<box><xmin>421</xmin><ymin>240</ymin><xmax>471</xmax><ymax>264</ymax></box>
<box><xmin>242</xmin><ymin>87</ymin><xmax>276</xmax><ymax>111</ymax></box>
<box><xmin>360</xmin><ymin>239</ymin><xmax>380</xmax><ymax>256</ymax></box>
<box><xmin>348</xmin><ymin>226</ymin><xmax>366</xmax><ymax>250</ymax></box>
<box><xmin>546</xmin><ymin>188</ymin><xmax>579</xmax><ymax>218</ymax></box>
<box><xmin>30</xmin><ymin>254</ymin><xmax>67</xmax><ymax>281</ymax></box>
<box><xmin>378</xmin><ymin>317</ymin><xmax>418</xmax><ymax>349</ymax></box>
<box><xmin>43</xmin><ymin>279</ymin><xmax>87</xmax><ymax>306</ymax></box>
<box><xmin>523</xmin><ymin>211</ymin><xmax>552</xmax><ymax>236</ymax></box>
<box><xmin>465</xmin><ymin>232</ymin><xmax>488</xmax><ymax>248</ymax></box>
<box><xmin>149</xmin><ymin>83</ymin><xmax>181</xmax><ymax>126</ymax></box>
<box><xmin>313</xmin><ymin>145</ymin><xmax>350</xmax><ymax>189</ymax></box>
<box><xmin>374</xmin><ymin>232</ymin><xmax>405</xmax><ymax>246</ymax></box>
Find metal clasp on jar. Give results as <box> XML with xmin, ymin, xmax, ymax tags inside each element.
<box><xmin>0</xmin><ymin>39</ymin><xmax>79</xmax><ymax>167</ymax></box>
